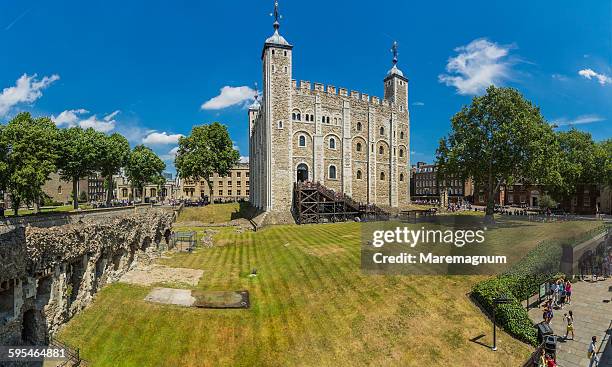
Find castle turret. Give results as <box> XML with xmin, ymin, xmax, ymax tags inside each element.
<box><xmin>383</xmin><ymin>41</ymin><xmax>408</xmax><ymax>109</ymax></box>
<box><xmin>261</xmin><ymin>0</ymin><xmax>293</xmax><ymax>213</ymax></box>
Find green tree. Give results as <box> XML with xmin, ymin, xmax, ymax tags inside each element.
<box><xmin>597</xmin><ymin>139</ymin><xmax>612</xmax><ymax>187</ymax></box>
<box><xmin>125</xmin><ymin>145</ymin><xmax>166</xmax><ymax>203</ymax></box>
<box><xmin>99</xmin><ymin>133</ymin><xmax>131</xmax><ymax>204</ymax></box>
<box><xmin>57</xmin><ymin>127</ymin><xmax>105</xmax><ymax>209</ymax></box>
<box><xmin>538</xmin><ymin>194</ymin><xmax>557</xmax><ymax>210</ymax></box>
<box><xmin>3</xmin><ymin>112</ymin><xmax>60</xmax><ymax>215</ymax></box>
<box><xmin>0</xmin><ymin>125</ymin><xmax>9</xmax><ymax>217</ymax></box>
<box><xmin>175</xmin><ymin>122</ymin><xmax>239</xmax><ymax>202</ymax></box>
<box><xmin>436</xmin><ymin>86</ymin><xmax>561</xmax><ymax>222</ymax></box>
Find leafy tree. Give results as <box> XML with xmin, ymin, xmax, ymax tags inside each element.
<box><xmin>57</xmin><ymin>127</ymin><xmax>105</xmax><ymax>209</ymax></box>
<box><xmin>597</xmin><ymin>139</ymin><xmax>612</xmax><ymax>187</ymax></box>
<box><xmin>436</xmin><ymin>86</ymin><xmax>561</xmax><ymax>222</ymax></box>
<box><xmin>98</xmin><ymin>133</ymin><xmax>131</xmax><ymax>204</ymax></box>
<box><xmin>3</xmin><ymin>112</ymin><xmax>60</xmax><ymax>215</ymax></box>
<box><xmin>175</xmin><ymin>122</ymin><xmax>239</xmax><ymax>202</ymax></box>
<box><xmin>125</xmin><ymin>145</ymin><xmax>166</xmax><ymax>203</ymax></box>
<box><xmin>0</xmin><ymin>125</ymin><xmax>8</xmax><ymax>217</ymax></box>
<box><xmin>538</xmin><ymin>194</ymin><xmax>557</xmax><ymax>210</ymax></box>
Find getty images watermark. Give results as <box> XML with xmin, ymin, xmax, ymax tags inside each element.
<box><xmin>361</xmin><ymin>218</ymin><xmax>516</xmax><ymax>275</ymax></box>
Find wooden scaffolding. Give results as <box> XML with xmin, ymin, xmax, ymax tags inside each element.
<box><xmin>293</xmin><ymin>182</ymin><xmax>389</xmax><ymax>224</ymax></box>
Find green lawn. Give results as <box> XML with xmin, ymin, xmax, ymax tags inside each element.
<box><xmin>3</xmin><ymin>204</ymin><xmax>92</xmax><ymax>217</ymax></box>
<box><xmin>57</xmin><ymin>217</ymin><xmax>599</xmax><ymax>367</ymax></box>
<box><xmin>177</xmin><ymin>202</ymin><xmax>254</xmax><ymax>224</ymax></box>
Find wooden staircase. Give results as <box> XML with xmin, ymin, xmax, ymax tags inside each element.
<box><xmin>293</xmin><ymin>182</ymin><xmax>389</xmax><ymax>224</ymax></box>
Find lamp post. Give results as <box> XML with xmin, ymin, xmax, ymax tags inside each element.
<box><xmin>492</xmin><ymin>294</ymin><xmax>511</xmax><ymax>351</ymax></box>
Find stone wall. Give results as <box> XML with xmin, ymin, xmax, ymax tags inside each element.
<box><xmin>0</xmin><ymin>208</ymin><xmax>174</xmax><ymax>346</ymax></box>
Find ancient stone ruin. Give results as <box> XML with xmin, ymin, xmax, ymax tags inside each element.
<box><xmin>0</xmin><ymin>208</ymin><xmax>174</xmax><ymax>346</ymax></box>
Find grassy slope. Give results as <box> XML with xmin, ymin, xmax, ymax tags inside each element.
<box><xmin>57</xmin><ymin>217</ymin><xmax>598</xmax><ymax>367</ymax></box>
<box><xmin>177</xmin><ymin>202</ymin><xmax>253</xmax><ymax>224</ymax></box>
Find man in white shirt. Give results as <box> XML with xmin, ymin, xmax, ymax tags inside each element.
<box><xmin>588</xmin><ymin>336</ymin><xmax>599</xmax><ymax>367</ymax></box>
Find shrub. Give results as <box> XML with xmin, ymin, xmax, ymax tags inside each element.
<box><xmin>471</xmin><ymin>225</ymin><xmax>609</xmax><ymax>347</ymax></box>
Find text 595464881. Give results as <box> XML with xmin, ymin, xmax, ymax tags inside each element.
<box><xmin>0</xmin><ymin>346</ymin><xmax>66</xmax><ymax>361</ymax></box>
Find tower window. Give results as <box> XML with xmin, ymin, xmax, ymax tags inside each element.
<box><xmin>399</xmin><ymin>148</ymin><xmax>404</xmax><ymax>157</ymax></box>
<box><xmin>380</xmin><ymin>127</ymin><xmax>385</xmax><ymax>135</ymax></box>
<box><xmin>380</xmin><ymin>172</ymin><xmax>385</xmax><ymax>180</ymax></box>
<box><xmin>379</xmin><ymin>146</ymin><xmax>384</xmax><ymax>155</ymax></box>
<box><xmin>305</xmin><ymin>114</ymin><xmax>309</xmax><ymax>122</ymax></box>
<box><xmin>277</xmin><ymin>121</ymin><xmax>283</xmax><ymax>129</ymax></box>
<box><xmin>326</xmin><ymin>117</ymin><xmax>330</xmax><ymax>124</ymax></box>
<box><xmin>357</xmin><ymin>122</ymin><xmax>362</xmax><ymax>131</ymax></box>
<box><xmin>310</xmin><ymin>114</ymin><xmax>314</xmax><ymax>121</ymax></box>
<box><xmin>356</xmin><ymin>170</ymin><xmax>362</xmax><ymax>180</ymax></box>
<box><xmin>329</xmin><ymin>165</ymin><xmax>337</xmax><ymax>179</ymax></box>
<box><xmin>284</xmin><ymin>66</ymin><xmax>288</xmax><ymax>73</ymax></box>
<box><xmin>400</xmin><ymin>173</ymin><xmax>404</xmax><ymax>182</ymax></box>
<box><xmin>400</xmin><ymin>131</ymin><xmax>404</xmax><ymax>139</ymax></box>
<box><xmin>356</xmin><ymin>142</ymin><xmax>362</xmax><ymax>152</ymax></box>
<box><xmin>329</xmin><ymin>137</ymin><xmax>336</xmax><ymax>149</ymax></box>
<box><xmin>299</xmin><ymin>135</ymin><xmax>306</xmax><ymax>147</ymax></box>
<box><xmin>284</xmin><ymin>50</ymin><xmax>287</xmax><ymax>56</ymax></box>
<box><xmin>272</xmin><ymin>65</ymin><xmax>275</xmax><ymax>72</ymax></box>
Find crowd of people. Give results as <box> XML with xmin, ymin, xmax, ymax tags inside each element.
<box><xmin>537</xmin><ymin>276</ymin><xmax>604</xmax><ymax>367</ymax></box>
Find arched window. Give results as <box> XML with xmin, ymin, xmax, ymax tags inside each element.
<box><xmin>329</xmin><ymin>165</ymin><xmax>337</xmax><ymax>179</ymax></box>
<box><xmin>292</xmin><ymin>113</ymin><xmax>296</xmax><ymax>120</ymax></box>
<box><xmin>326</xmin><ymin>117</ymin><xmax>330</xmax><ymax>124</ymax></box>
<box><xmin>357</xmin><ymin>122</ymin><xmax>362</xmax><ymax>131</ymax></box>
<box><xmin>329</xmin><ymin>137</ymin><xmax>336</xmax><ymax>149</ymax></box>
<box><xmin>356</xmin><ymin>170</ymin><xmax>362</xmax><ymax>179</ymax></box>
<box><xmin>310</xmin><ymin>114</ymin><xmax>314</xmax><ymax>121</ymax></box>
<box><xmin>400</xmin><ymin>173</ymin><xmax>404</xmax><ymax>182</ymax></box>
<box><xmin>299</xmin><ymin>135</ymin><xmax>306</xmax><ymax>147</ymax></box>
<box><xmin>379</xmin><ymin>146</ymin><xmax>384</xmax><ymax>155</ymax></box>
<box><xmin>305</xmin><ymin>114</ymin><xmax>309</xmax><ymax>122</ymax></box>
<box><xmin>380</xmin><ymin>171</ymin><xmax>385</xmax><ymax>180</ymax></box>
<box><xmin>380</xmin><ymin>127</ymin><xmax>384</xmax><ymax>135</ymax></box>
<box><xmin>356</xmin><ymin>142</ymin><xmax>362</xmax><ymax>152</ymax></box>
<box><xmin>400</xmin><ymin>131</ymin><xmax>404</xmax><ymax>139</ymax></box>
<box><xmin>399</xmin><ymin>149</ymin><xmax>404</xmax><ymax>157</ymax></box>
<box><xmin>278</xmin><ymin>121</ymin><xmax>283</xmax><ymax>129</ymax></box>
<box><xmin>292</xmin><ymin>110</ymin><xmax>301</xmax><ymax>121</ymax></box>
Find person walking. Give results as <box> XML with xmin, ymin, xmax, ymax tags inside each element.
<box><xmin>538</xmin><ymin>349</ymin><xmax>546</xmax><ymax>367</ymax></box>
<box><xmin>565</xmin><ymin>280</ymin><xmax>572</xmax><ymax>305</ymax></box>
<box><xmin>563</xmin><ymin>311</ymin><xmax>574</xmax><ymax>340</ymax></box>
<box><xmin>588</xmin><ymin>336</ymin><xmax>599</xmax><ymax>367</ymax></box>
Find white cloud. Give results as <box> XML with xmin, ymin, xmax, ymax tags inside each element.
<box><xmin>578</xmin><ymin>68</ymin><xmax>611</xmax><ymax>85</ymax></box>
<box><xmin>412</xmin><ymin>102</ymin><xmax>425</xmax><ymax>106</ymax></box>
<box><xmin>239</xmin><ymin>156</ymin><xmax>249</xmax><ymax>163</ymax></box>
<box><xmin>142</xmin><ymin>131</ymin><xmax>184</xmax><ymax>145</ymax></box>
<box><xmin>0</xmin><ymin>73</ymin><xmax>60</xmax><ymax>116</ymax></box>
<box><xmin>52</xmin><ymin>109</ymin><xmax>119</xmax><ymax>133</ymax></box>
<box><xmin>160</xmin><ymin>146</ymin><xmax>179</xmax><ymax>161</ymax></box>
<box><xmin>201</xmin><ymin>86</ymin><xmax>257</xmax><ymax>110</ymax></box>
<box><xmin>551</xmin><ymin>114</ymin><xmax>605</xmax><ymax>126</ymax></box>
<box><xmin>439</xmin><ymin>38</ymin><xmax>512</xmax><ymax>95</ymax></box>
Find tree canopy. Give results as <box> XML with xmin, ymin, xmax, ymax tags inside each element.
<box><xmin>57</xmin><ymin>127</ymin><xmax>106</xmax><ymax>209</ymax></box>
<box><xmin>125</xmin><ymin>145</ymin><xmax>166</xmax><ymax>201</ymax></box>
<box><xmin>3</xmin><ymin>112</ymin><xmax>60</xmax><ymax>214</ymax></box>
<box><xmin>436</xmin><ymin>86</ymin><xmax>561</xmax><ymax>220</ymax></box>
<box><xmin>98</xmin><ymin>133</ymin><xmax>131</xmax><ymax>204</ymax></box>
<box><xmin>175</xmin><ymin>122</ymin><xmax>239</xmax><ymax>200</ymax></box>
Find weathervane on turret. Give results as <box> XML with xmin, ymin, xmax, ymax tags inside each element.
<box><xmin>391</xmin><ymin>41</ymin><xmax>398</xmax><ymax>66</ymax></box>
<box><xmin>270</xmin><ymin>0</ymin><xmax>282</xmax><ymax>30</ymax></box>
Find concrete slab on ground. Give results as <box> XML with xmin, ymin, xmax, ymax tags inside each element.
<box><xmin>144</xmin><ymin>287</ymin><xmax>195</xmax><ymax>307</ymax></box>
<box><xmin>528</xmin><ymin>277</ymin><xmax>612</xmax><ymax>367</ymax></box>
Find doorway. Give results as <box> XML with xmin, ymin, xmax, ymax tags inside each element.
<box><xmin>296</xmin><ymin>163</ymin><xmax>308</xmax><ymax>182</ymax></box>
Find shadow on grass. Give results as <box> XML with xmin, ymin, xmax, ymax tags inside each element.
<box><xmin>230</xmin><ymin>201</ymin><xmax>258</xmax><ymax>221</ymax></box>
<box><xmin>469</xmin><ymin>334</ymin><xmax>492</xmax><ymax>349</ymax></box>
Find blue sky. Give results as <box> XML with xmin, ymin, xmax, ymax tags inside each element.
<box><xmin>1</xmin><ymin>0</ymin><xmax>611</xmax><ymax>174</ymax></box>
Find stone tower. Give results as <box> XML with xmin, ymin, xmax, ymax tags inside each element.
<box><xmin>261</xmin><ymin>0</ymin><xmax>293</xmax><ymax>213</ymax></box>
<box><xmin>249</xmin><ymin>2</ymin><xmax>411</xmax><ymax>221</ymax></box>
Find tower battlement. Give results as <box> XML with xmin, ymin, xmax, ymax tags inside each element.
<box><xmin>249</xmin><ymin>1</ymin><xmax>411</xmax><ymax>217</ymax></box>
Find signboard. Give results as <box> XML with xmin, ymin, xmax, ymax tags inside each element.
<box><xmin>539</xmin><ymin>283</ymin><xmax>547</xmax><ymax>300</ymax></box>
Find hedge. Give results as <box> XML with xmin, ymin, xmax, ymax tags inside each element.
<box><xmin>471</xmin><ymin>224</ymin><xmax>609</xmax><ymax>346</ymax></box>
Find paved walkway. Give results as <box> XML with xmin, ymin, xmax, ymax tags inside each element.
<box><xmin>528</xmin><ymin>277</ymin><xmax>612</xmax><ymax>367</ymax></box>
